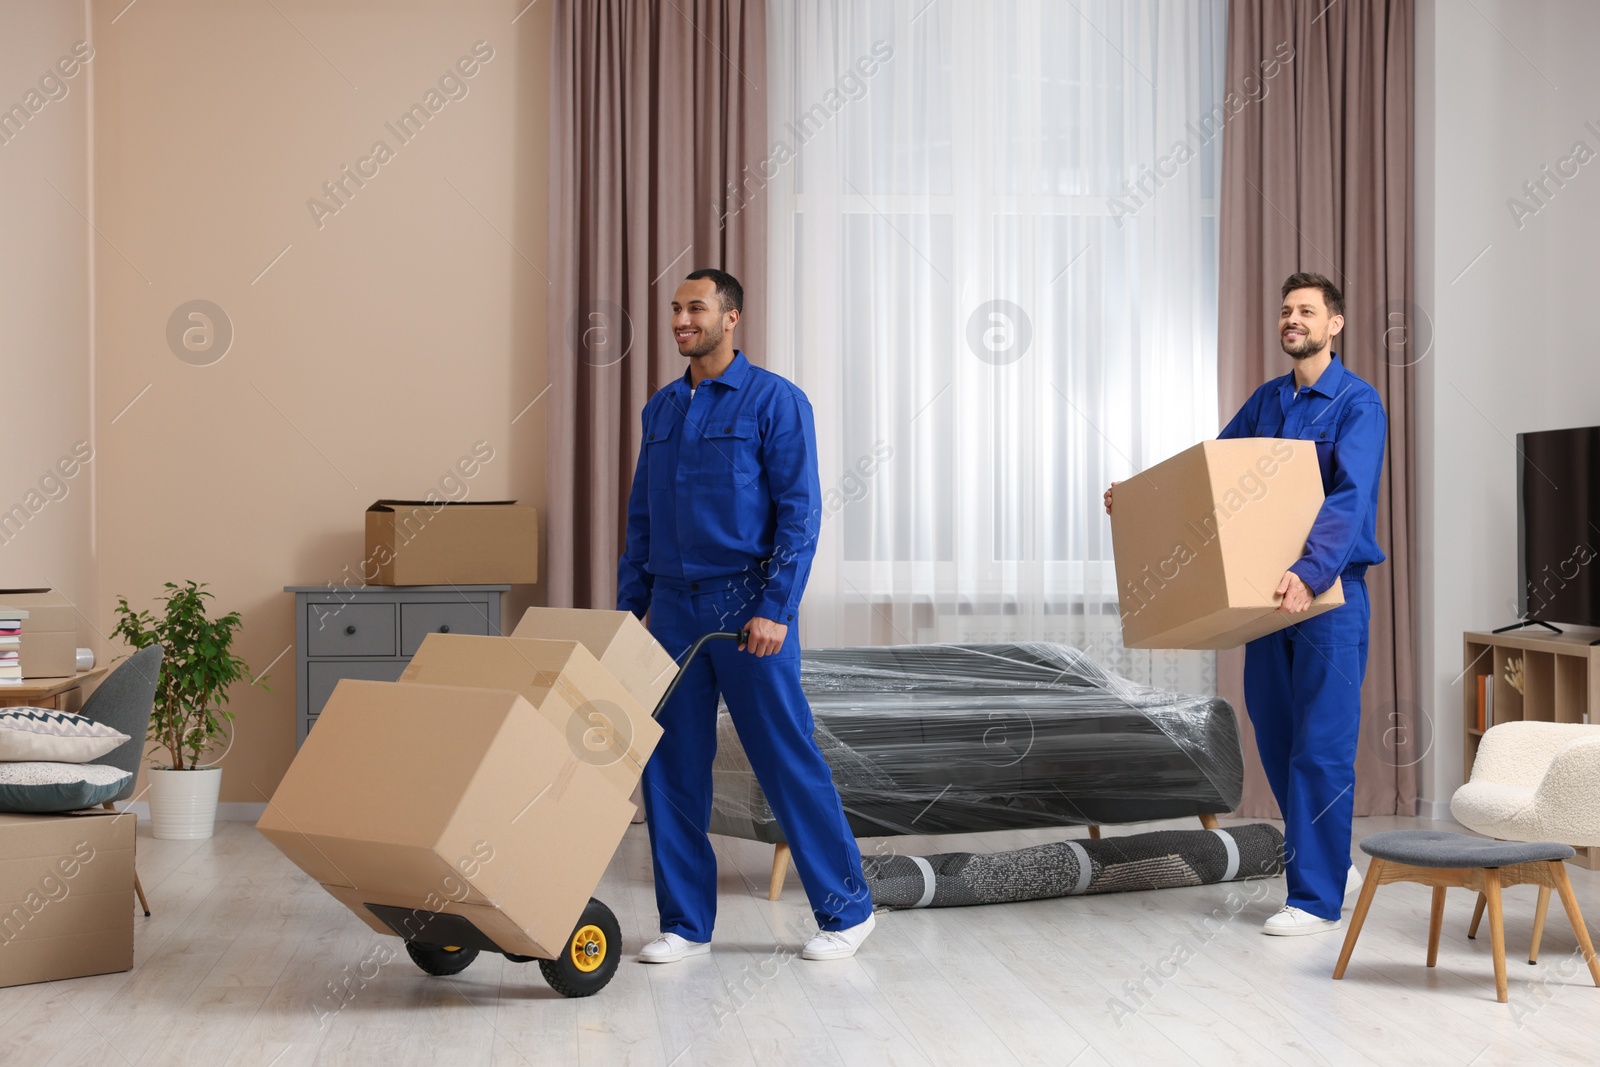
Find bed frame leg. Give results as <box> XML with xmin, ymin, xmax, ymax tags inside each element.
<box><xmin>769</xmin><ymin>843</ymin><xmax>790</xmax><ymax>901</ymax></box>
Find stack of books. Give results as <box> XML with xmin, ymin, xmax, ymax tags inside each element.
<box><xmin>0</xmin><ymin>609</ymin><xmax>24</xmax><ymax>686</ymax></box>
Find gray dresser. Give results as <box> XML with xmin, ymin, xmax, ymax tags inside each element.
<box><xmin>284</xmin><ymin>584</ymin><xmax>508</xmax><ymax>747</ymax></box>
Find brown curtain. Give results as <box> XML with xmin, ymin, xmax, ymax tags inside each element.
<box><xmin>1217</xmin><ymin>0</ymin><xmax>1418</xmax><ymax>817</ymax></box>
<box><xmin>547</xmin><ymin>0</ymin><xmax>768</xmax><ymax>609</ymax></box>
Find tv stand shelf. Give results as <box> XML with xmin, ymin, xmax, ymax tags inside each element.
<box><xmin>1463</xmin><ymin>627</ymin><xmax>1600</xmax><ymax>869</ymax></box>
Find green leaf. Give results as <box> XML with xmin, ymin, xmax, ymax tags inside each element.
<box><xmin>112</xmin><ymin>580</ymin><xmax>255</xmax><ymax>768</ymax></box>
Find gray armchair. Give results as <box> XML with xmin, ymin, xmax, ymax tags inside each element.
<box><xmin>82</xmin><ymin>645</ymin><xmax>162</xmax><ymax>916</ymax></box>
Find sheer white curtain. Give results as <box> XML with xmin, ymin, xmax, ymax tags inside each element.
<box><xmin>766</xmin><ymin>0</ymin><xmax>1226</xmax><ymax>692</ymax></box>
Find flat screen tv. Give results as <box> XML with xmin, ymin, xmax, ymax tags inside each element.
<box><xmin>1518</xmin><ymin>424</ymin><xmax>1600</xmax><ymax>628</ymax></box>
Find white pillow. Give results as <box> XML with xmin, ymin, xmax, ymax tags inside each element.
<box><xmin>0</xmin><ymin>708</ymin><xmax>131</xmax><ymax>763</ymax></box>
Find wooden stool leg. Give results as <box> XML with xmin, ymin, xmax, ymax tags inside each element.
<box><xmin>1468</xmin><ymin>892</ymin><xmax>1487</xmax><ymax>939</ymax></box>
<box><xmin>133</xmin><ymin>869</ymin><xmax>151</xmax><ymax>917</ymax></box>
<box><xmin>1334</xmin><ymin>858</ymin><xmax>1385</xmax><ymax>979</ymax></box>
<box><xmin>1529</xmin><ymin>884</ymin><xmax>1552</xmax><ymax>964</ymax></box>
<box><xmin>104</xmin><ymin>800</ymin><xmax>150</xmax><ymax>917</ymax></box>
<box><xmin>1551</xmin><ymin>862</ymin><xmax>1600</xmax><ymax>988</ymax></box>
<box><xmin>768</xmin><ymin>843</ymin><xmax>791</xmax><ymax>902</ymax></box>
<box><xmin>1198</xmin><ymin>813</ymin><xmax>1219</xmax><ymax>830</ymax></box>
<box><xmin>1087</xmin><ymin>826</ymin><xmax>1102</xmax><ymax>840</ymax></box>
<box><xmin>1484</xmin><ymin>869</ymin><xmax>1508</xmax><ymax>1003</ymax></box>
<box><xmin>1427</xmin><ymin>886</ymin><xmax>1447</xmax><ymax>967</ymax></box>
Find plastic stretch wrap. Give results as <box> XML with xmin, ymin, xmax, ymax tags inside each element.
<box><xmin>709</xmin><ymin>643</ymin><xmax>1243</xmax><ymax>841</ymax></box>
<box><xmin>863</xmin><ymin>824</ymin><xmax>1285</xmax><ymax>908</ymax></box>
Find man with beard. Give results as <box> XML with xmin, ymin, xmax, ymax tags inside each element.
<box><xmin>618</xmin><ymin>268</ymin><xmax>876</xmax><ymax>962</ymax></box>
<box><xmin>1105</xmin><ymin>272</ymin><xmax>1386</xmax><ymax>935</ymax></box>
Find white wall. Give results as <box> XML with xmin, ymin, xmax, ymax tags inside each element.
<box><xmin>1417</xmin><ymin>0</ymin><xmax>1600</xmax><ymax>814</ymax></box>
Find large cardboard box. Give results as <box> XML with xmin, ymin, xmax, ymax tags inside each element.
<box><xmin>1110</xmin><ymin>438</ymin><xmax>1345</xmax><ymax>650</ymax></box>
<box><xmin>364</xmin><ymin>501</ymin><xmax>539</xmax><ymax>585</ymax></box>
<box><xmin>510</xmin><ymin>607</ymin><xmax>678</xmax><ymax>712</ymax></box>
<box><xmin>0</xmin><ymin>810</ymin><xmax>136</xmax><ymax>988</ymax></box>
<box><xmin>258</xmin><ymin>664</ymin><xmax>640</xmax><ymax>958</ymax></box>
<box><xmin>0</xmin><ymin>589</ymin><xmax>78</xmax><ymax>678</ymax></box>
<box><xmin>400</xmin><ymin>633</ymin><xmax>663</xmax><ymax>796</ymax></box>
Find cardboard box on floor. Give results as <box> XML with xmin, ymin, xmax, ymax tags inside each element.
<box><xmin>1110</xmin><ymin>438</ymin><xmax>1345</xmax><ymax>649</ymax></box>
<box><xmin>257</xmin><ymin>632</ymin><xmax>655</xmax><ymax>959</ymax></box>
<box><xmin>0</xmin><ymin>809</ymin><xmax>136</xmax><ymax>988</ymax></box>
<box><xmin>364</xmin><ymin>500</ymin><xmax>539</xmax><ymax>585</ymax></box>
<box><xmin>511</xmin><ymin>607</ymin><xmax>678</xmax><ymax>711</ymax></box>
<box><xmin>0</xmin><ymin>589</ymin><xmax>77</xmax><ymax>678</ymax></box>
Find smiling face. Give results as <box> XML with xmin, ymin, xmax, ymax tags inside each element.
<box><xmin>1279</xmin><ymin>287</ymin><xmax>1344</xmax><ymax>359</ymax></box>
<box><xmin>671</xmin><ymin>277</ymin><xmax>737</xmax><ymax>359</ymax></box>
<box><xmin>1280</xmin><ymin>287</ymin><xmax>1344</xmax><ymax>363</ymax></box>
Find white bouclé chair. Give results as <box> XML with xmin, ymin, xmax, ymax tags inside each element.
<box><xmin>1450</xmin><ymin>721</ymin><xmax>1600</xmax><ymax>962</ymax></box>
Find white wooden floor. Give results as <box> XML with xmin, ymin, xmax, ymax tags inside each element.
<box><xmin>3</xmin><ymin>814</ymin><xmax>1598</xmax><ymax>1066</ymax></box>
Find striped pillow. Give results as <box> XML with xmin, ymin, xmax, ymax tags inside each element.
<box><xmin>0</xmin><ymin>708</ymin><xmax>131</xmax><ymax>763</ymax></box>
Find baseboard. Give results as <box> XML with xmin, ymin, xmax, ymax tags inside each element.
<box><xmin>1418</xmin><ymin>797</ymin><xmax>1455</xmax><ymax>823</ymax></box>
<box><xmin>115</xmin><ymin>801</ymin><xmax>267</xmax><ymax>822</ymax></box>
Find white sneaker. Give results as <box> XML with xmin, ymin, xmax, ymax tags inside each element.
<box><xmin>801</xmin><ymin>912</ymin><xmax>876</xmax><ymax>960</ymax></box>
<box><xmin>637</xmin><ymin>932</ymin><xmax>710</xmax><ymax>963</ymax></box>
<box><xmin>1262</xmin><ymin>906</ymin><xmax>1342</xmax><ymax>937</ymax></box>
<box><xmin>1344</xmin><ymin>865</ymin><xmax>1363</xmax><ymax>908</ymax></box>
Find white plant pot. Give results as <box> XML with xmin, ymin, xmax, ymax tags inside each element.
<box><xmin>147</xmin><ymin>767</ymin><xmax>223</xmax><ymax>840</ymax></box>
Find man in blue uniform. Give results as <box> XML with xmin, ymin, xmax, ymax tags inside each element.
<box><xmin>1106</xmin><ymin>272</ymin><xmax>1386</xmax><ymax>935</ymax></box>
<box><xmin>1220</xmin><ymin>272</ymin><xmax>1387</xmax><ymax>935</ymax></box>
<box><xmin>618</xmin><ymin>268</ymin><xmax>876</xmax><ymax>962</ymax></box>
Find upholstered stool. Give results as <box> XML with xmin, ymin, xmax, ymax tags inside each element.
<box><xmin>1333</xmin><ymin>830</ymin><xmax>1600</xmax><ymax>1003</ymax></box>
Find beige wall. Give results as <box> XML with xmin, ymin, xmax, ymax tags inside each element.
<box><xmin>1</xmin><ymin>3</ymin><xmax>96</xmax><ymax>619</ymax></box>
<box><xmin>72</xmin><ymin>0</ymin><xmax>551</xmax><ymax>802</ymax></box>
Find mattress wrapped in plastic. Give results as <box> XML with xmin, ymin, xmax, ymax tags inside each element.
<box><xmin>864</xmin><ymin>824</ymin><xmax>1284</xmax><ymax>908</ymax></box>
<box><xmin>709</xmin><ymin>643</ymin><xmax>1243</xmax><ymax>841</ymax></box>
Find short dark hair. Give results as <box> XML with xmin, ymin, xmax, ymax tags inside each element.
<box><xmin>685</xmin><ymin>268</ymin><xmax>743</xmax><ymax>315</ymax></box>
<box><xmin>1281</xmin><ymin>272</ymin><xmax>1343</xmax><ymax>317</ymax></box>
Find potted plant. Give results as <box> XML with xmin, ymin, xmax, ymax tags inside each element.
<box><xmin>112</xmin><ymin>581</ymin><xmax>258</xmax><ymax>840</ymax></box>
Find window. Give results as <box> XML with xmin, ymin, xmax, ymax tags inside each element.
<box><xmin>767</xmin><ymin>0</ymin><xmax>1224</xmax><ymax>689</ymax></box>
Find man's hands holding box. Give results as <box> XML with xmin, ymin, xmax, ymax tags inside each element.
<box><xmin>1273</xmin><ymin>570</ymin><xmax>1314</xmax><ymax>615</ymax></box>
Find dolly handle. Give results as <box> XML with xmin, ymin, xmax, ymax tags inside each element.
<box><xmin>651</xmin><ymin>629</ymin><xmax>749</xmax><ymax>720</ymax></box>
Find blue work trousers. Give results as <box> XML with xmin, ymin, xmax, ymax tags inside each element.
<box><xmin>1243</xmin><ymin>577</ymin><xmax>1371</xmax><ymax>920</ymax></box>
<box><xmin>641</xmin><ymin>579</ymin><xmax>872</xmax><ymax>941</ymax></box>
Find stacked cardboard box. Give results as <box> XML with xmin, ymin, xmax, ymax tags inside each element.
<box><xmin>509</xmin><ymin>606</ymin><xmax>677</xmax><ymax>710</ymax></box>
<box><xmin>258</xmin><ymin>608</ymin><xmax>670</xmax><ymax>959</ymax></box>
<box><xmin>0</xmin><ymin>810</ymin><xmax>136</xmax><ymax>988</ymax></box>
<box><xmin>0</xmin><ymin>591</ymin><xmax>77</xmax><ymax>679</ymax></box>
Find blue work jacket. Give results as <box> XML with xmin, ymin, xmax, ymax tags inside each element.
<box><xmin>617</xmin><ymin>351</ymin><xmax>821</xmax><ymax>625</ymax></box>
<box><xmin>1218</xmin><ymin>354</ymin><xmax>1387</xmax><ymax>595</ymax></box>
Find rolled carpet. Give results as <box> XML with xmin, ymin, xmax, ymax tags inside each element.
<box><xmin>863</xmin><ymin>823</ymin><xmax>1284</xmax><ymax>909</ymax></box>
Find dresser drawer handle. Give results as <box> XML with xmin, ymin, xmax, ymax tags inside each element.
<box><xmin>345</xmin><ymin>625</ymin><xmax>357</xmax><ymax>636</ymax></box>
<box><xmin>439</xmin><ymin>624</ymin><xmax>451</xmax><ymax>633</ymax></box>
